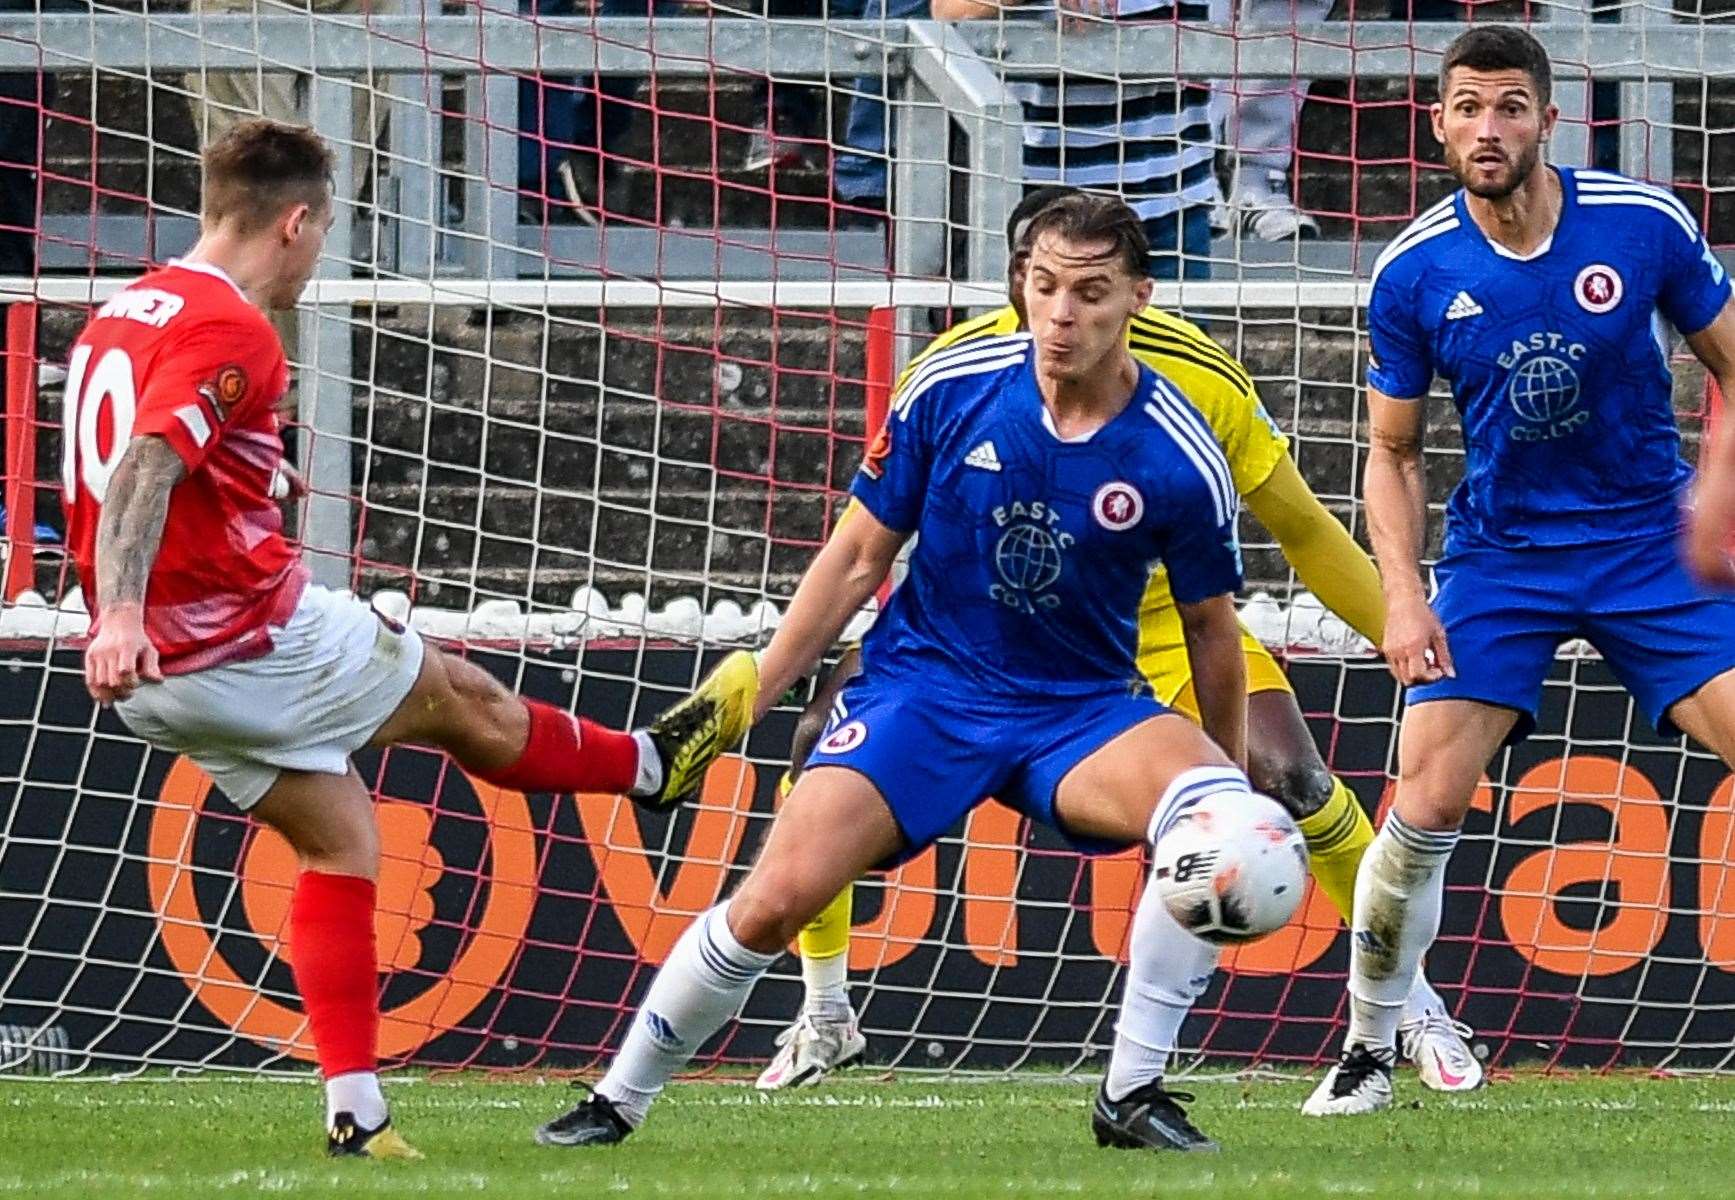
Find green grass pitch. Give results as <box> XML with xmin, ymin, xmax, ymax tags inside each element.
<box><xmin>3</xmin><ymin>1073</ymin><xmax>1734</xmax><ymax>1198</ymax></box>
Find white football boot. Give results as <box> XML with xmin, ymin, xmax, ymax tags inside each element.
<box><xmin>1301</xmin><ymin>1046</ymin><xmax>1395</xmax><ymax>1117</ymax></box>
<box><xmin>1401</xmin><ymin>1008</ymin><xmax>1484</xmax><ymax>1093</ymax></box>
<box><xmin>754</xmin><ymin>1012</ymin><xmax>867</xmax><ymax>1091</ymax></box>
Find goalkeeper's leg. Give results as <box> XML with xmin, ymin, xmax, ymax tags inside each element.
<box><xmin>758</xmin><ymin>649</ymin><xmax>868</xmax><ymax>1090</ymax></box>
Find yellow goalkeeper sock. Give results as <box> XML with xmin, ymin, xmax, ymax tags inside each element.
<box><xmin>798</xmin><ymin>885</ymin><xmax>854</xmax><ymax>963</ymax></box>
<box><xmin>1295</xmin><ymin>776</ymin><xmax>1376</xmax><ymax>925</ymax></box>
<box><xmin>797</xmin><ymin>885</ymin><xmax>854</xmax><ymax>1019</ymax></box>
<box><xmin>780</xmin><ymin>768</ymin><xmax>855</xmax><ymax>1017</ymax></box>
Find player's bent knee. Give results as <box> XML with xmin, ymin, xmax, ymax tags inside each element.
<box><xmin>728</xmin><ymin>876</ymin><xmax>830</xmax><ymax>955</ymax></box>
<box><xmin>1391</xmin><ymin>751</ymin><xmax>1475</xmax><ymax>832</ymax></box>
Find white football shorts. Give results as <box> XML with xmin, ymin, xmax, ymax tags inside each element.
<box><xmin>116</xmin><ymin>584</ymin><xmax>426</xmax><ymax>809</ymax></box>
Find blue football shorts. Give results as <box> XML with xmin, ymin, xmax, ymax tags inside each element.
<box><xmin>802</xmin><ymin>669</ymin><xmax>1170</xmax><ymax>862</ymax></box>
<box><xmin>1409</xmin><ymin>529</ymin><xmax>1735</xmax><ymax>742</ymax></box>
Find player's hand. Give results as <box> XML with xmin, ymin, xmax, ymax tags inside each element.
<box><xmin>84</xmin><ymin>605</ymin><xmax>163</xmax><ymax>705</ymax></box>
<box><xmin>1684</xmin><ymin>498</ymin><xmax>1735</xmax><ymax>589</ymax></box>
<box><xmin>1380</xmin><ymin>594</ymin><xmax>1454</xmax><ymax>686</ymax></box>
<box><xmin>269</xmin><ymin>461</ymin><xmax>309</xmax><ymax>502</ymax></box>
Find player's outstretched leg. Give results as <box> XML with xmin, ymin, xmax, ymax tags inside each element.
<box><xmin>369</xmin><ymin>646</ymin><xmax>756</xmax><ymax>811</ymax></box>
<box><xmin>252</xmin><ymin>771</ymin><xmax>423</xmax><ymax>1161</ymax></box>
<box><xmin>758</xmin><ymin>649</ymin><xmax>867</xmax><ymax>1091</ymax></box>
<box><xmin>1090</xmin><ymin>765</ymin><xmax>1266</xmax><ymax>1153</ymax></box>
<box><xmin>1303</xmin><ymin>700</ymin><xmax>1513</xmax><ymax>1117</ymax></box>
<box><xmin>536</xmin><ymin>765</ymin><xmax>903</xmax><ymax>1145</ymax></box>
<box><xmin>641</xmin><ymin>651</ymin><xmax>761</xmax><ymax>809</ymax></box>
<box><xmin>1048</xmin><ymin>714</ymin><xmax>1266</xmax><ymax>1152</ymax></box>
<box><xmin>1246</xmin><ymin>690</ymin><xmax>1480</xmax><ymax>1092</ymax></box>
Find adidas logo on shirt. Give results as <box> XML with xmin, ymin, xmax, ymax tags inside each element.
<box><xmin>1445</xmin><ymin>291</ymin><xmax>1484</xmax><ymax>321</ymax></box>
<box><xmin>965</xmin><ymin>440</ymin><xmax>1002</xmax><ymax>472</ymax></box>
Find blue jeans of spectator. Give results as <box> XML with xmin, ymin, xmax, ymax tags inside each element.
<box><xmin>1145</xmin><ymin>206</ymin><xmax>1213</xmax><ymax>281</ymax></box>
<box><xmin>833</xmin><ymin>0</ymin><xmax>929</xmax><ymax>204</ymax></box>
<box><xmin>518</xmin><ymin>0</ymin><xmax>675</xmax><ymax>193</ymax></box>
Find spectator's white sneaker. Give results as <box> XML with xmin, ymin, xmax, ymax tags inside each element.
<box><xmin>1401</xmin><ymin>1009</ymin><xmax>1483</xmax><ymax>1092</ymax></box>
<box><xmin>744</xmin><ymin>127</ymin><xmax>803</xmax><ymax>173</ymax></box>
<box><xmin>554</xmin><ymin>158</ymin><xmax>601</xmax><ymax>228</ymax></box>
<box><xmin>1301</xmin><ymin>1046</ymin><xmax>1395</xmax><ymax>1117</ymax></box>
<box><xmin>755</xmin><ymin>1012</ymin><xmax>867</xmax><ymax>1091</ymax></box>
<box><xmin>1230</xmin><ymin>169</ymin><xmax>1320</xmax><ymax>241</ymax></box>
<box><xmin>37</xmin><ymin>364</ymin><xmax>67</xmax><ymax>389</ymax></box>
<box><xmin>1207</xmin><ymin>174</ymin><xmax>1232</xmax><ymax>237</ymax></box>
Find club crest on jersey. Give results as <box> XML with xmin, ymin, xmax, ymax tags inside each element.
<box><xmin>196</xmin><ymin>364</ymin><xmax>247</xmax><ymax>421</ymax></box>
<box><xmin>1092</xmin><ymin>482</ymin><xmax>1144</xmax><ymax>532</ymax></box>
<box><xmin>817</xmin><ymin>719</ymin><xmax>867</xmax><ymax>754</ymax></box>
<box><xmin>1574</xmin><ymin>263</ymin><xmax>1623</xmax><ymax>315</ymax></box>
<box><xmin>989</xmin><ymin>500</ymin><xmax>1074</xmax><ymax>613</ymax></box>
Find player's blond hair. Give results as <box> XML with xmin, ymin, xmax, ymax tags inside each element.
<box><xmin>201</xmin><ymin>119</ymin><xmax>335</xmax><ymax>233</ymax></box>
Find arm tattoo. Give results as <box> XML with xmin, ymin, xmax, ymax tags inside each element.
<box><xmin>94</xmin><ymin>437</ymin><xmax>186</xmax><ymax>611</ymax></box>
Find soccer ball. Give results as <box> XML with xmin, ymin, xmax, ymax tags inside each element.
<box><xmin>1151</xmin><ymin>791</ymin><xmax>1307</xmax><ymax>945</ymax></box>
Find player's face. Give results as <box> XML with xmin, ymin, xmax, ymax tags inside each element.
<box><xmin>1022</xmin><ymin>233</ymin><xmax>1151</xmax><ymax>385</ymax></box>
<box><xmin>1433</xmin><ymin>69</ymin><xmax>1558</xmax><ymax>199</ymax></box>
<box><xmin>273</xmin><ymin>192</ymin><xmax>335</xmax><ymax>310</ymax></box>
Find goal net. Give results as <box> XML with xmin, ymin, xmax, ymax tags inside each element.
<box><xmin>0</xmin><ymin>1</ymin><xmax>1732</xmax><ymax>1080</ymax></box>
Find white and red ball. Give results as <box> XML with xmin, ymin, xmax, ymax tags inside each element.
<box><xmin>1151</xmin><ymin>792</ymin><xmax>1307</xmax><ymax>945</ymax></box>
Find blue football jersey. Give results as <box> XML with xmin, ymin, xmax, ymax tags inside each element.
<box><xmin>850</xmin><ymin>333</ymin><xmax>1243</xmax><ymax>698</ymax></box>
<box><xmin>1365</xmin><ymin>166</ymin><xmax>1731</xmax><ymax>554</ymax></box>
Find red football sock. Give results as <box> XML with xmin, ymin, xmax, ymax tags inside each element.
<box><xmin>289</xmin><ymin>871</ymin><xmax>378</xmax><ymax>1080</ymax></box>
<box><xmin>477</xmin><ymin>699</ymin><xmax>641</xmax><ymax>795</ymax></box>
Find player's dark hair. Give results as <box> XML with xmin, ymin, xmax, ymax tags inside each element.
<box><xmin>1017</xmin><ymin>192</ymin><xmax>1149</xmax><ymax>280</ymax></box>
<box><xmin>1439</xmin><ymin>25</ymin><xmax>1552</xmax><ymax>106</ymax></box>
<box><xmin>202</xmin><ymin>119</ymin><xmax>334</xmax><ymax>232</ymax></box>
<box><xmin>1007</xmin><ymin>185</ymin><xmax>1082</xmax><ymax>247</ymax></box>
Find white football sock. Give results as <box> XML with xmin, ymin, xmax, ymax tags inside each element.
<box><xmin>595</xmin><ymin>901</ymin><xmax>778</xmax><ymax>1126</ymax></box>
<box><xmin>1347</xmin><ymin>813</ymin><xmax>1459</xmax><ymax>1053</ymax></box>
<box><xmin>1401</xmin><ymin>964</ymin><xmax>1447</xmax><ymax>1022</ymax></box>
<box><xmin>801</xmin><ymin>950</ymin><xmax>852</xmax><ymax>1023</ymax></box>
<box><xmin>325</xmin><ymin>1069</ymin><xmax>387</xmax><ymax>1129</ymax></box>
<box><xmin>629</xmin><ymin>730</ymin><xmax>662</xmax><ymax>798</ymax></box>
<box><xmin>1105</xmin><ymin>766</ymin><xmax>1250</xmax><ymax>1100</ymax></box>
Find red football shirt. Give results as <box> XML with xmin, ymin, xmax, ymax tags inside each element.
<box><xmin>63</xmin><ymin>260</ymin><xmax>308</xmax><ymax>674</ymax></box>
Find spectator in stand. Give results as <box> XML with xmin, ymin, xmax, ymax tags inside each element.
<box><xmin>1208</xmin><ymin>0</ymin><xmax>1460</xmax><ymax>242</ymax></box>
<box><xmin>520</xmin><ymin>0</ymin><xmax>681</xmax><ymax>224</ymax></box>
<box><xmin>933</xmin><ymin>0</ymin><xmax>1215</xmax><ymax>279</ymax></box>
<box><xmin>740</xmin><ymin>0</ymin><xmax>827</xmax><ymax>172</ymax></box>
<box><xmin>0</xmin><ymin>72</ymin><xmax>47</xmax><ymax>276</ymax></box>
<box><xmin>1207</xmin><ymin>0</ymin><xmax>1321</xmax><ymax>242</ymax></box>
<box><xmin>831</xmin><ymin>0</ymin><xmax>928</xmax><ymax>222</ymax></box>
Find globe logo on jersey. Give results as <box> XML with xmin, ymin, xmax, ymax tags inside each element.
<box><xmin>996</xmin><ymin>525</ymin><xmax>1063</xmax><ymax>590</ymax></box>
<box><xmin>1499</xmin><ymin>331</ymin><xmax>1591</xmax><ymax>442</ymax></box>
<box><xmin>1508</xmin><ymin>355</ymin><xmax>1581</xmax><ymax>423</ymax></box>
<box><xmin>990</xmin><ymin>499</ymin><xmax>1074</xmax><ymax>612</ymax></box>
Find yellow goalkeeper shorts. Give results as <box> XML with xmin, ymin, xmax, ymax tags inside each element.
<box><xmin>1136</xmin><ymin>604</ymin><xmax>1293</xmax><ymax>724</ymax></box>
